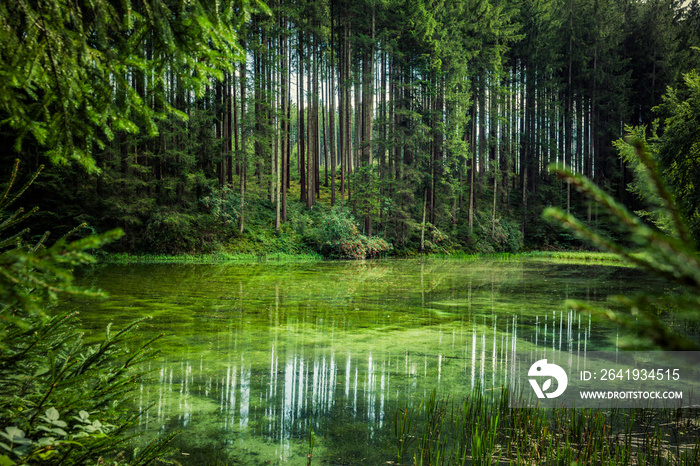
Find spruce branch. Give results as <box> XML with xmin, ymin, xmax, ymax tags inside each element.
<box><xmin>630</xmin><ymin>137</ymin><xmax>692</xmax><ymax>244</ymax></box>
<box><xmin>546</xmin><ymin>145</ymin><xmax>700</xmax><ymax>350</ymax></box>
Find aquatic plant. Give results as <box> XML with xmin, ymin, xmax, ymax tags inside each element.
<box><xmin>393</xmin><ymin>387</ymin><xmax>699</xmax><ymax>465</ymax></box>
<box><xmin>306</xmin><ymin>430</ymin><xmax>315</xmax><ymax>466</ymax></box>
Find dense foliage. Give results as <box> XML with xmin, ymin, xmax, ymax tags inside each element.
<box><xmin>655</xmin><ymin>69</ymin><xmax>700</xmax><ymax>243</ymax></box>
<box><xmin>0</xmin><ymin>0</ymin><xmax>266</xmax><ymax>171</ymax></box>
<box><xmin>0</xmin><ymin>313</ymin><xmax>167</xmax><ymax>465</ymax></box>
<box><xmin>4</xmin><ymin>0</ymin><xmax>700</xmax><ymax>257</ymax></box>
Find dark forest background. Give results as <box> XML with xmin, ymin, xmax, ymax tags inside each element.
<box><xmin>4</xmin><ymin>0</ymin><xmax>700</xmax><ymax>258</ymax></box>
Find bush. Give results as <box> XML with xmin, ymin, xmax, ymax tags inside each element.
<box><xmin>200</xmin><ymin>186</ymin><xmax>240</xmax><ymax>230</ymax></box>
<box><xmin>314</xmin><ymin>206</ymin><xmax>391</xmax><ymax>259</ymax></box>
<box><xmin>142</xmin><ymin>209</ymin><xmax>199</xmax><ymax>254</ymax></box>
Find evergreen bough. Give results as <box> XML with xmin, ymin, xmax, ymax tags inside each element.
<box><xmin>0</xmin><ymin>161</ymin><xmax>169</xmax><ymax>465</ymax></box>
<box><xmin>0</xmin><ymin>0</ymin><xmax>268</xmax><ymax>172</ymax></box>
<box><xmin>545</xmin><ymin>138</ymin><xmax>700</xmax><ymax>350</ymax></box>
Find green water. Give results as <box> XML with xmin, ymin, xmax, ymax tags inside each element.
<box><xmin>64</xmin><ymin>258</ymin><xmax>672</xmax><ymax>465</ymax></box>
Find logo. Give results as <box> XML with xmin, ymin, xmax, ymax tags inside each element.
<box><xmin>528</xmin><ymin>359</ymin><xmax>568</xmax><ymax>398</ymax></box>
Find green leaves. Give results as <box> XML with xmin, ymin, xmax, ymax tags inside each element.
<box><xmin>0</xmin><ymin>313</ymin><xmax>164</xmax><ymax>464</ymax></box>
<box><xmin>0</xmin><ymin>427</ymin><xmax>30</xmax><ymax>447</ymax></box>
<box><xmin>654</xmin><ymin>69</ymin><xmax>700</xmax><ymax>243</ymax></box>
<box><xmin>0</xmin><ymin>407</ymin><xmax>117</xmax><ymax>463</ymax></box>
<box><xmin>315</xmin><ymin>206</ymin><xmax>391</xmax><ymax>259</ymax></box>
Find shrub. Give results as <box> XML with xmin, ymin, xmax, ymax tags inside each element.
<box><xmin>315</xmin><ymin>206</ymin><xmax>392</xmax><ymax>259</ymax></box>
<box><xmin>142</xmin><ymin>209</ymin><xmax>198</xmax><ymax>254</ymax></box>
<box><xmin>200</xmin><ymin>186</ymin><xmax>240</xmax><ymax>229</ymax></box>
<box><xmin>0</xmin><ymin>314</ymin><xmax>167</xmax><ymax>465</ymax></box>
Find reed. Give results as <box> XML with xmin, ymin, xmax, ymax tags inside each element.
<box><xmin>394</xmin><ymin>387</ymin><xmax>699</xmax><ymax>465</ymax></box>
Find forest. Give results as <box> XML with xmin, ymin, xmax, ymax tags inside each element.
<box><xmin>2</xmin><ymin>1</ymin><xmax>700</xmax><ymax>464</ymax></box>
<box><xmin>4</xmin><ymin>0</ymin><xmax>700</xmax><ymax>259</ymax></box>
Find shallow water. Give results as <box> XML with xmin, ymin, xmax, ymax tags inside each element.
<box><xmin>65</xmin><ymin>258</ymin><xmax>673</xmax><ymax>464</ymax></box>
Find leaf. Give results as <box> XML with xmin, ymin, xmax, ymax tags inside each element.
<box><xmin>45</xmin><ymin>407</ymin><xmax>59</xmax><ymax>421</ymax></box>
<box><xmin>0</xmin><ymin>428</ymin><xmax>28</xmax><ymax>444</ymax></box>
<box><xmin>51</xmin><ymin>428</ymin><xmax>67</xmax><ymax>437</ymax></box>
<box><xmin>0</xmin><ymin>454</ymin><xmax>15</xmax><ymax>466</ymax></box>
<box><xmin>37</xmin><ymin>450</ymin><xmax>57</xmax><ymax>461</ymax></box>
<box><xmin>542</xmin><ymin>379</ymin><xmax>552</xmax><ymax>392</ymax></box>
<box><xmin>78</xmin><ymin>410</ymin><xmax>90</xmax><ymax>421</ymax></box>
<box><xmin>36</xmin><ymin>437</ymin><xmax>56</xmax><ymax>446</ymax></box>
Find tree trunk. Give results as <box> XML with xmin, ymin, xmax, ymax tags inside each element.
<box><xmin>330</xmin><ymin>33</ymin><xmax>337</xmax><ymax>206</ymax></box>
<box><xmin>239</xmin><ymin>50</ymin><xmax>247</xmax><ymax>234</ymax></box>
<box><xmin>299</xmin><ymin>31</ymin><xmax>306</xmax><ymax>203</ymax></box>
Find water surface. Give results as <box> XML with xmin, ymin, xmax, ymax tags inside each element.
<box><xmin>67</xmin><ymin>258</ymin><xmax>672</xmax><ymax>464</ymax></box>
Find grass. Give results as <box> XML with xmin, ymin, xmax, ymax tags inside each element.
<box><xmin>522</xmin><ymin>250</ymin><xmax>630</xmax><ymax>262</ymax></box>
<box><xmin>394</xmin><ymin>387</ymin><xmax>700</xmax><ymax>465</ymax></box>
<box><xmin>102</xmin><ymin>251</ymin><xmax>324</xmax><ymax>265</ymax></box>
<box><xmin>103</xmin><ymin>250</ymin><xmax>637</xmax><ymax>265</ymax></box>
<box><xmin>430</xmin><ymin>250</ymin><xmax>638</xmax><ymax>265</ymax></box>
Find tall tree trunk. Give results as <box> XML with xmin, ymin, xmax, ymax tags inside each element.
<box><xmin>330</xmin><ymin>39</ymin><xmax>337</xmax><ymax>206</ymax></box>
<box><xmin>361</xmin><ymin>3</ymin><xmax>374</xmax><ymax>235</ymax></box>
<box><xmin>299</xmin><ymin>31</ymin><xmax>306</xmax><ymax>203</ymax></box>
<box><xmin>420</xmin><ymin>189</ymin><xmax>427</xmax><ymax>253</ymax></box>
<box><xmin>239</xmin><ymin>49</ymin><xmax>247</xmax><ymax>234</ymax></box>
<box><xmin>313</xmin><ymin>33</ymin><xmax>320</xmax><ymax>202</ymax></box>
<box><xmin>378</xmin><ymin>50</ymin><xmax>387</xmax><ymax>225</ymax></box>
<box><xmin>323</xmin><ymin>101</ymin><xmax>329</xmax><ymax>188</ymax></box>
<box><xmin>281</xmin><ymin>17</ymin><xmax>289</xmax><ymax>222</ymax></box>
<box><xmin>468</xmin><ymin>84</ymin><xmax>477</xmax><ymax>233</ymax></box>
<box><xmin>353</xmin><ymin>77</ymin><xmax>361</xmax><ymax>208</ymax></box>
<box><xmin>227</xmin><ymin>71</ymin><xmax>234</xmax><ymax>187</ymax></box>
<box><xmin>306</xmin><ymin>39</ymin><xmax>314</xmax><ymax>208</ymax></box>
<box><xmin>339</xmin><ymin>11</ymin><xmax>347</xmax><ymax>202</ymax></box>
<box><xmin>216</xmin><ymin>79</ymin><xmax>224</xmax><ymax>186</ymax></box>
